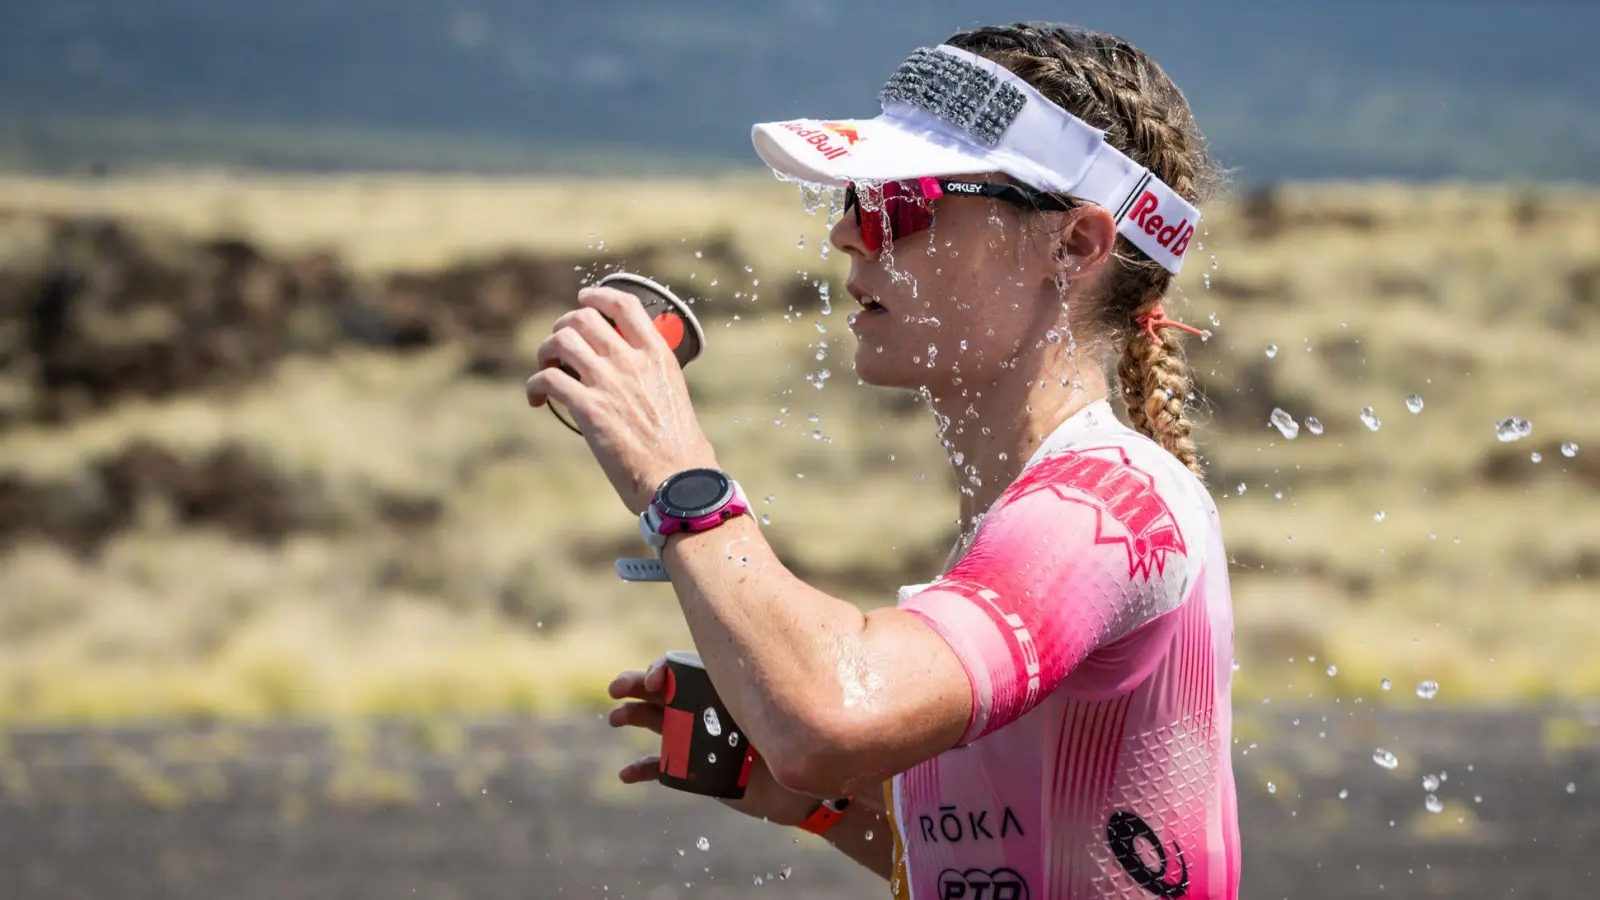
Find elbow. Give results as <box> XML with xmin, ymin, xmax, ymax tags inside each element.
<box><xmin>761</xmin><ymin>709</ymin><xmax>879</xmax><ymax>798</ymax></box>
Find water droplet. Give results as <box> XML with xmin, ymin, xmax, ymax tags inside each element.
<box><xmin>1373</xmin><ymin>510</ymin><xmax>1386</xmax><ymax>522</ymax></box>
<box><xmin>1416</xmin><ymin>680</ymin><xmax>1439</xmax><ymax>700</ymax></box>
<box><xmin>1423</xmin><ymin>774</ymin><xmax>1441</xmax><ymax>792</ymax></box>
<box><xmin>1045</xmin><ymin>329</ymin><xmax>1062</xmax><ymax>345</ymax></box>
<box><xmin>1495</xmin><ymin>417</ymin><xmax>1533</xmax><ymax>442</ymax></box>
<box><xmin>1306</xmin><ymin>417</ymin><xmax>1324</xmax><ymax>435</ymax></box>
<box><xmin>1562</xmin><ymin>442</ymin><xmax>1579</xmax><ymax>457</ymax></box>
<box><xmin>1267</xmin><ymin>781</ymin><xmax>1277</xmax><ymax>794</ymax></box>
<box><xmin>1531</xmin><ymin>451</ymin><xmax>1543</xmax><ymax>463</ymax></box>
<box><xmin>1360</xmin><ymin>407</ymin><xmax>1382</xmax><ymax>431</ymax></box>
<box><xmin>796</xmin><ymin>235</ymin><xmax>805</xmax><ymax>250</ymax></box>
<box><xmin>760</xmin><ymin>513</ymin><xmax>771</xmax><ymax>525</ymax></box>
<box><xmin>1405</xmin><ymin>393</ymin><xmax>1424</xmax><ymax>414</ymax></box>
<box><xmin>864</xmin><ymin>830</ymin><xmax>874</xmax><ymax>841</ymax></box>
<box><xmin>1338</xmin><ymin>788</ymin><xmax>1349</xmax><ymax>799</ymax></box>
<box><xmin>1425</xmin><ymin>794</ymin><xmax>1443</xmax><ymax>814</ymax></box>
<box><xmin>1265</xmin><ymin>344</ymin><xmax>1278</xmax><ymax>358</ymax></box>
<box><xmin>1209</xmin><ymin>311</ymin><xmax>1221</xmax><ymax>326</ymax></box>
<box><xmin>1327</xmin><ymin>664</ymin><xmax>1339</xmax><ymax>677</ymax></box>
<box><xmin>707</xmin><ymin>752</ymin><xmax>717</xmax><ymax>763</ymax></box>
<box><xmin>1381</xmin><ymin>678</ymin><xmax>1392</xmax><ymax>691</ymax></box>
<box><xmin>1567</xmin><ymin>782</ymin><xmax>1577</xmax><ymax>794</ymax></box>
<box><xmin>1237</xmin><ymin>483</ymin><xmax>1247</xmax><ymax>495</ymax></box>
<box><xmin>697</xmin><ymin>837</ymin><xmax>711</xmax><ymax>852</ymax></box>
<box><xmin>1231</xmin><ymin>659</ymin><xmax>1241</xmax><ymax>671</ymax></box>
<box><xmin>728</xmin><ymin>732</ymin><xmax>740</xmax><ymax>747</ymax></box>
<box><xmin>778</xmin><ymin>865</ymin><xmax>792</xmax><ymax>880</ymax></box>
<box><xmin>702</xmin><ymin>708</ymin><xmax>723</xmax><ymax>736</ymax></box>
<box><xmin>753</xmin><ymin>876</ymin><xmax>764</xmax><ymax>886</ymax></box>
<box><xmin>1270</xmin><ymin>408</ymin><xmax>1300</xmax><ymax>440</ymax></box>
<box><xmin>1374</xmin><ymin>748</ymin><xmax>1400</xmax><ymax>770</ymax></box>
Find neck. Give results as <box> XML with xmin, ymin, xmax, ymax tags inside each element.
<box><xmin>926</xmin><ymin>352</ymin><xmax>1110</xmax><ymax>543</ymax></box>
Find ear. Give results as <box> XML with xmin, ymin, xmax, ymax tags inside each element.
<box><xmin>1048</xmin><ymin>205</ymin><xmax>1118</xmax><ymax>281</ymax></box>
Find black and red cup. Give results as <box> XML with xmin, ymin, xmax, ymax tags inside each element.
<box><xmin>549</xmin><ymin>272</ymin><xmax>705</xmax><ymax>435</ymax></box>
<box><xmin>658</xmin><ymin>650</ymin><xmax>758</xmax><ymax>799</ymax></box>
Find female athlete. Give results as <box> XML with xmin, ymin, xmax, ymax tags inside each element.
<box><xmin>525</xmin><ymin>21</ymin><xmax>1241</xmax><ymax>900</ymax></box>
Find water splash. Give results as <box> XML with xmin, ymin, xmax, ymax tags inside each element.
<box><xmin>1359</xmin><ymin>407</ymin><xmax>1382</xmax><ymax>431</ymax></box>
<box><xmin>1270</xmin><ymin>408</ymin><xmax>1300</xmax><ymax>440</ymax></box>
<box><xmin>1424</xmin><ymin>794</ymin><xmax>1443</xmax><ymax>814</ymax></box>
<box><xmin>1495</xmin><ymin>417</ymin><xmax>1533</xmax><ymax>442</ymax></box>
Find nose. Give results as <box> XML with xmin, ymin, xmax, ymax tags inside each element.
<box><xmin>829</xmin><ymin>204</ymin><xmax>872</xmax><ymax>259</ymax></box>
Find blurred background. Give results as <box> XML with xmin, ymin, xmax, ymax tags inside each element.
<box><xmin>0</xmin><ymin>1</ymin><xmax>1596</xmax><ymax>898</ymax></box>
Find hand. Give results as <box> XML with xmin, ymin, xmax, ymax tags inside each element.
<box><xmin>525</xmin><ymin>286</ymin><xmax>719</xmax><ymax>514</ymax></box>
<box><xmin>606</xmin><ymin>658</ymin><xmax>823</xmax><ymax>827</ymax></box>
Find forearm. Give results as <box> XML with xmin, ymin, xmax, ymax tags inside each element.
<box><xmin>660</xmin><ymin>514</ymin><xmax>868</xmax><ymax>784</ymax></box>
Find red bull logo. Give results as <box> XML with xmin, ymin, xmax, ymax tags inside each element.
<box><xmin>1023</xmin><ymin>448</ymin><xmax>1187</xmax><ymax>581</ymax></box>
<box><xmin>1125</xmin><ymin>189</ymin><xmax>1195</xmax><ymax>259</ymax></box>
<box><xmin>780</xmin><ymin>120</ymin><xmax>863</xmax><ymax>161</ymax></box>
<box><xmin>820</xmin><ymin>121</ymin><xmax>862</xmax><ymax>145</ymax></box>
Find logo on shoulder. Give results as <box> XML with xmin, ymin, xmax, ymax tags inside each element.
<box><xmin>1020</xmin><ymin>447</ymin><xmax>1187</xmax><ymax>582</ymax></box>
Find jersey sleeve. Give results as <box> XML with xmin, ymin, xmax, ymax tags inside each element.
<box><xmin>898</xmin><ymin>448</ymin><xmax>1196</xmax><ymax>744</ymax></box>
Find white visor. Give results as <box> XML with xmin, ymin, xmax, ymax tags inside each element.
<box><xmin>751</xmin><ymin>44</ymin><xmax>1201</xmax><ymax>275</ymax></box>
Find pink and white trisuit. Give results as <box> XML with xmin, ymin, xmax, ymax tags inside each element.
<box><xmin>884</xmin><ymin>399</ymin><xmax>1240</xmax><ymax>900</ymax></box>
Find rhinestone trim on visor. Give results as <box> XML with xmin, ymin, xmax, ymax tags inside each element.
<box><xmin>877</xmin><ymin>48</ymin><xmax>1027</xmax><ymax>147</ymax></box>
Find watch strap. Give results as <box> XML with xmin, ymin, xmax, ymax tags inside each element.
<box><xmin>614</xmin><ymin>556</ymin><xmax>670</xmax><ymax>582</ymax></box>
<box><xmin>799</xmin><ymin>797</ymin><xmax>853</xmax><ymax>836</ymax></box>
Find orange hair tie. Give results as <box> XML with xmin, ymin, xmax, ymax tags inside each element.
<box><xmin>1135</xmin><ymin>302</ymin><xmax>1207</xmax><ymax>348</ymax></box>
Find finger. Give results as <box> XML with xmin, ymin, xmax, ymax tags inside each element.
<box><xmin>580</xmin><ymin>286</ymin><xmax>660</xmax><ymax>352</ymax></box>
<box><xmin>525</xmin><ymin>364</ymin><xmax>585</xmax><ymax>410</ymax></box>
<box><xmin>607</xmin><ymin>701</ymin><xmax>665</xmax><ymax>735</ymax></box>
<box><xmin>618</xmin><ymin>755</ymin><xmax>662</xmax><ymax>784</ymax></box>
<box><xmin>533</xmin><ymin>327</ymin><xmax>607</xmax><ymax>386</ymax></box>
<box><xmin>607</xmin><ymin>670</ymin><xmax>647</xmax><ymax>700</ymax></box>
<box><xmin>563</xmin><ymin>307</ymin><xmax>632</xmax><ymax>358</ymax></box>
<box><xmin>643</xmin><ymin>658</ymin><xmax>669</xmax><ymax>694</ymax></box>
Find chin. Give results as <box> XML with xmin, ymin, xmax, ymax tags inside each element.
<box><xmin>850</xmin><ymin>343</ymin><xmax>917</xmax><ymax>389</ymax></box>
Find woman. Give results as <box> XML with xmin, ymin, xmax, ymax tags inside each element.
<box><xmin>526</xmin><ymin>21</ymin><xmax>1240</xmax><ymax>900</ymax></box>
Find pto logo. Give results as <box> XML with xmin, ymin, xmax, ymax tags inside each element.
<box><xmin>1020</xmin><ymin>448</ymin><xmax>1187</xmax><ymax>582</ymax></box>
<box><xmin>779</xmin><ymin>120</ymin><xmax>863</xmax><ymax>161</ymax></box>
<box><xmin>937</xmin><ymin>867</ymin><xmax>1029</xmax><ymax>900</ymax></box>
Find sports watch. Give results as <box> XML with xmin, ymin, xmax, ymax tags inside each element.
<box><xmin>615</xmin><ymin>468</ymin><xmax>753</xmax><ymax>582</ymax></box>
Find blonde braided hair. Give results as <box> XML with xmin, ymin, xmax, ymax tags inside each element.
<box><xmin>947</xmin><ymin>23</ymin><xmax>1222</xmax><ymax>479</ymax></box>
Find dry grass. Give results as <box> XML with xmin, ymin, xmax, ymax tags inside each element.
<box><xmin>0</xmin><ymin>174</ymin><xmax>1598</xmax><ymax>723</ymax></box>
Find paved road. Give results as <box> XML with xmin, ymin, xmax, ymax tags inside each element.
<box><xmin>0</xmin><ymin>707</ymin><xmax>1595</xmax><ymax>899</ymax></box>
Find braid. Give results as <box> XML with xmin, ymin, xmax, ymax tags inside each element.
<box><xmin>948</xmin><ymin>23</ymin><xmax>1219</xmax><ymax>480</ymax></box>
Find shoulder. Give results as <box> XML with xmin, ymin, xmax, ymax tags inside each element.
<box><xmin>990</xmin><ymin>425</ymin><xmax>1217</xmax><ymax>589</ymax></box>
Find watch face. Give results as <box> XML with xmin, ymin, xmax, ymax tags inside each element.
<box><xmin>659</xmin><ymin>469</ymin><xmax>732</xmax><ymax>518</ymax></box>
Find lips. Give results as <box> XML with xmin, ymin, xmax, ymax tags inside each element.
<box><xmin>847</xmin><ymin>281</ymin><xmax>886</xmax><ymax>314</ymax></box>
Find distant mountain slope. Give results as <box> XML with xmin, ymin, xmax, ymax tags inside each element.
<box><xmin>1</xmin><ymin>0</ymin><xmax>1596</xmax><ymax>180</ymax></box>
